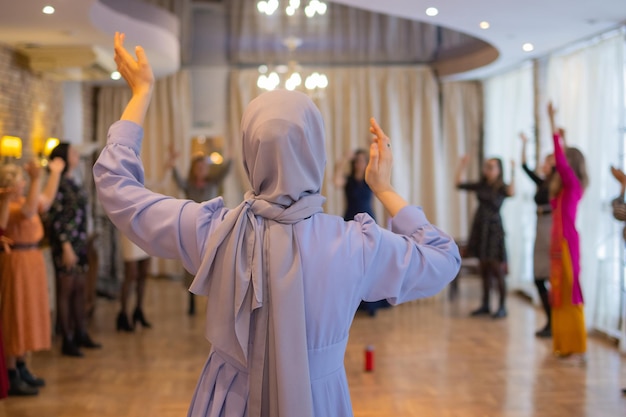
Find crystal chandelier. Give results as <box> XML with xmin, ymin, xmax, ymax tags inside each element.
<box><xmin>257</xmin><ymin>0</ymin><xmax>327</xmax><ymax>17</ymax></box>
<box><xmin>256</xmin><ymin>36</ymin><xmax>328</xmax><ymax>96</ymax></box>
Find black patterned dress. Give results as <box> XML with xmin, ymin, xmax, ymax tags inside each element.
<box><xmin>47</xmin><ymin>177</ymin><xmax>89</xmax><ymax>272</ymax></box>
<box><xmin>458</xmin><ymin>181</ymin><xmax>509</xmax><ymax>262</ymax></box>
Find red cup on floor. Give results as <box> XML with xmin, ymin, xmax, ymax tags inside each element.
<box><xmin>364</xmin><ymin>345</ymin><xmax>374</xmax><ymax>372</ymax></box>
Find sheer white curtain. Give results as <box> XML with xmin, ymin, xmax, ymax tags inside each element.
<box><xmin>441</xmin><ymin>81</ymin><xmax>483</xmax><ymax>240</ymax></box>
<box><xmin>483</xmin><ymin>64</ymin><xmax>536</xmax><ymax>296</ymax></box>
<box><xmin>226</xmin><ymin>66</ymin><xmax>452</xmax><ymax>227</ymax></box>
<box><xmin>544</xmin><ymin>32</ymin><xmax>625</xmax><ymax>339</ymax></box>
<box><xmin>95</xmin><ymin>71</ymin><xmax>191</xmax><ymax>277</ymax></box>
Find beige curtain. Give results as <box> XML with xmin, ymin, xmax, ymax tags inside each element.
<box><xmin>95</xmin><ymin>70</ymin><xmax>191</xmax><ymax>277</ymax></box>
<box><xmin>226</xmin><ymin>66</ymin><xmax>471</xmax><ymax>230</ymax></box>
<box><xmin>440</xmin><ymin>81</ymin><xmax>483</xmax><ymax>239</ymax></box>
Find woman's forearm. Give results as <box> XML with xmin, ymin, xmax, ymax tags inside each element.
<box><xmin>121</xmin><ymin>91</ymin><xmax>152</xmax><ymax>127</ymax></box>
<box><xmin>374</xmin><ymin>188</ymin><xmax>409</xmax><ymax>218</ymax></box>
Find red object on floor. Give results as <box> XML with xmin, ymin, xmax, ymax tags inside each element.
<box><xmin>364</xmin><ymin>345</ymin><xmax>375</xmax><ymax>372</ymax></box>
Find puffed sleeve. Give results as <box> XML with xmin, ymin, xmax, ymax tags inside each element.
<box><xmin>93</xmin><ymin>120</ymin><xmax>225</xmax><ymax>274</ymax></box>
<box><xmin>356</xmin><ymin>206</ymin><xmax>461</xmax><ymax>304</ymax></box>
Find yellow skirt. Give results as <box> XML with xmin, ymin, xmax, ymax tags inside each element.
<box><xmin>551</xmin><ymin>242</ymin><xmax>586</xmax><ymax>355</ymax></box>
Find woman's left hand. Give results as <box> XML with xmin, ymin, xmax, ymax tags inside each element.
<box><xmin>114</xmin><ymin>32</ymin><xmax>154</xmax><ymax>97</ymax></box>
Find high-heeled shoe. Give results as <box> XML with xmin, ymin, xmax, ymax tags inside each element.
<box><xmin>116</xmin><ymin>311</ymin><xmax>134</xmax><ymax>332</ymax></box>
<box><xmin>61</xmin><ymin>337</ymin><xmax>84</xmax><ymax>357</ymax></box>
<box><xmin>133</xmin><ymin>307</ymin><xmax>152</xmax><ymax>329</ymax></box>
<box><xmin>76</xmin><ymin>331</ymin><xmax>102</xmax><ymax>349</ymax></box>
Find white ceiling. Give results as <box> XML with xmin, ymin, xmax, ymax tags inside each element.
<box><xmin>0</xmin><ymin>0</ymin><xmax>624</xmax><ymax>80</ymax></box>
<box><xmin>330</xmin><ymin>0</ymin><xmax>626</xmax><ymax>79</ymax></box>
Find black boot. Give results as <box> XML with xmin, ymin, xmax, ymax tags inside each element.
<box><xmin>535</xmin><ymin>323</ymin><xmax>552</xmax><ymax>338</ymax></box>
<box><xmin>62</xmin><ymin>337</ymin><xmax>84</xmax><ymax>357</ymax></box>
<box><xmin>16</xmin><ymin>360</ymin><xmax>45</xmax><ymax>387</ymax></box>
<box><xmin>492</xmin><ymin>306</ymin><xmax>508</xmax><ymax>319</ymax></box>
<box><xmin>132</xmin><ymin>307</ymin><xmax>152</xmax><ymax>329</ymax></box>
<box><xmin>470</xmin><ymin>305</ymin><xmax>491</xmax><ymax>316</ymax></box>
<box><xmin>76</xmin><ymin>331</ymin><xmax>102</xmax><ymax>349</ymax></box>
<box><xmin>188</xmin><ymin>293</ymin><xmax>196</xmax><ymax>316</ymax></box>
<box><xmin>8</xmin><ymin>369</ymin><xmax>38</xmax><ymax>396</ymax></box>
<box><xmin>116</xmin><ymin>311</ymin><xmax>134</xmax><ymax>332</ymax></box>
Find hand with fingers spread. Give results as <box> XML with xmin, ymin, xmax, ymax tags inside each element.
<box><xmin>366</xmin><ymin>118</ymin><xmax>408</xmax><ymax>217</ymax></box>
<box><xmin>114</xmin><ymin>32</ymin><xmax>154</xmax><ymax>126</ymax></box>
<box><xmin>114</xmin><ymin>32</ymin><xmax>154</xmax><ymax>97</ymax></box>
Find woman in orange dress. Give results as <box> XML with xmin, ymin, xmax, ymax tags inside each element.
<box><xmin>0</xmin><ymin>158</ymin><xmax>64</xmax><ymax>396</ymax></box>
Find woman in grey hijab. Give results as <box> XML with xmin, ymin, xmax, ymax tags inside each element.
<box><xmin>94</xmin><ymin>32</ymin><xmax>461</xmax><ymax>417</ymax></box>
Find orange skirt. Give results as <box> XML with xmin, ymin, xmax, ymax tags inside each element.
<box><xmin>0</xmin><ymin>249</ymin><xmax>51</xmax><ymax>357</ymax></box>
<box><xmin>550</xmin><ymin>242</ymin><xmax>586</xmax><ymax>355</ymax></box>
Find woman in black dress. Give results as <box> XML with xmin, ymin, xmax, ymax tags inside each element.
<box><xmin>456</xmin><ymin>155</ymin><xmax>515</xmax><ymax>318</ymax></box>
<box><xmin>334</xmin><ymin>149</ymin><xmax>388</xmax><ymax>316</ymax></box>
<box><xmin>520</xmin><ymin>133</ymin><xmax>556</xmax><ymax>337</ymax></box>
<box><xmin>48</xmin><ymin>143</ymin><xmax>101</xmax><ymax>356</ymax></box>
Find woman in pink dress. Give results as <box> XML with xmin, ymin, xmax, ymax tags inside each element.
<box><xmin>94</xmin><ymin>33</ymin><xmax>461</xmax><ymax>417</ymax></box>
<box><xmin>547</xmin><ymin>102</ymin><xmax>589</xmax><ymax>364</ymax></box>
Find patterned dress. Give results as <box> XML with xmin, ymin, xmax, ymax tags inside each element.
<box><xmin>47</xmin><ymin>177</ymin><xmax>89</xmax><ymax>272</ymax></box>
<box><xmin>458</xmin><ymin>181</ymin><xmax>509</xmax><ymax>262</ymax></box>
<box><xmin>0</xmin><ymin>198</ymin><xmax>51</xmax><ymax>357</ymax></box>
<box><xmin>549</xmin><ymin>133</ymin><xmax>585</xmax><ymax>355</ymax></box>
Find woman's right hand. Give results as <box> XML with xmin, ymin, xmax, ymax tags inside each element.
<box><xmin>519</xmin><ymin>132</ymin><xmax>529</xmax><ymax>143</ymax></box>
<box><xmin>24</xmin><ymin>160</ymin><xmax>41</xmax><ymax>180</ymax></box>
<box><xmin>62</xmin><ymin>243</ymin><xmax>78</xmax><ymax>269</ymax></box>
<box><xmin>48</xmin><ymin>157</ymin><xmax>66</xmax><ymax>175</ymax></box>
<box><xmin>114</xmin><ymin>32</ymin><xmax>154</xmax><ymax>97</ymax></box>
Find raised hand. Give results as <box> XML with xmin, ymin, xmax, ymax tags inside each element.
<box><xmin>611</xmin><ymin>166</ymin><xmax>626</xmax><ymax>185</ymax></box>
<box><xmin>114</xmin><ymin>32</ymin><xmax>154</xmax><ymax>97</ymax></box>
<box><xmin>48</xmin><ymin>157</ymin><xmax>65</xmax><ymax>175</ymax></box>
<box><xmin>365</xmin><ymin>117</ymin><xmax>393</xmax><ymax>194</ymax></box>
<box><xmin>24</xmin><ymin>160</ymin><xmax>41</xmax><ymax>180</ymax></box>
<box><xmin>519</xmin><ymin>132</ymin><xmax>529</xmax><ymax>143</ymax></box>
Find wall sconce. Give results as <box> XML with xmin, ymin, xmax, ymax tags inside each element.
<box><xmin>44</xmin><ymin>137</ymin><xmax>60</xmax><ymax>156</ymax></box>
<box><xmin>0</xmin><ymin>136</ymin><xmax>23</xmax><ymax>160</ymax></box>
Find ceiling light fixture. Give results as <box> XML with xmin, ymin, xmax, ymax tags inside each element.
<box><xmin>42</xmin><ymin>5</ymin><xmax>55</xmax><ymax>15</ymax></box>
<box><xmin>257</xmin><ymin>0</ymin><xmax>326</xmax><ymax>17</ymax></box>
<box><xmin>479</xmin><ymin>21</ymin><xmax>490</xmax><ymax>29</ymax></box>
<box><xmin>522</xmin><ymin>43</ymin><xmax>534</xmax><ymax>52</ymax></box>
<box><xmin>425</xmin><ymin>7</ymin><xmax>438</xmax><ymax>17</ymax></box>
<box><xmin>110</xmin><ymin>71</ymin><xmax>121</xmax><ymax>80</ymax></box>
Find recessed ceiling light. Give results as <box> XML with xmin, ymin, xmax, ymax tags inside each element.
<box><xmin>110</xmin><ymin>71</ymin><xmax>121</xmax><ymax>80</ymax></box>
<box><xmin>479</xmin><ymin>21</ymin><xmax>490</xmax><ymax>29</ymax></box>
<box><xmin>425</xmin><ymin>7</ymin><xmax>438</xmax><ymax>17</ymax></box>
<box><xmin>522</xmin><ymin>43</ymin><xmax>534</xmax><ymax>52</ymax></box>
<box><xmin>42</xmin><ymin>5</ymin><xmax>55</xmax><ymax>15</ymax></box>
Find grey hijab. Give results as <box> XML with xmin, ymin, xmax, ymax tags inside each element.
<box><xmin>190</xmin><ymin>90</ymin><xmax>326</xmax><ymax>417</ymax></box>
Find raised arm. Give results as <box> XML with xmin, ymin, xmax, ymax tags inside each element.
<box><xmin>366</xmin><ymin>118</ymin><xmax>409</xmax><ymax>217</ymax></box>
<box><xmin>506</xmin><ymin>160</ymin><xmax>516</xmax><ymax>197</ymax></box>
<box><xmin>548</xmin><ymin>102</ymin><xmax>579</xmax><ymax>189</ymax></box>
<box><xmin>38</xmin><ymin>157</ymin><xmax>65</xmax><ymax>213</ymax></box>
<box><xmin>520</xmin><ymin>132</ymin><xmax>543</xmax><ymax>185</ymax></box>
<box><xmin>21</xmin><ymin>161</ymin><xmax>42</xmax><ymax>218</ymax></box>
<box><xmin>93</xmin><ymin>32</ymin><xmax>220</xmax><ymax>273</ymax></box>
<box><xmin>0</xmin><ymin>187</ymin><xmax>11</xmax><ymax>230</ymax></box>
<box><xmin>333</xmin><ymin>152</ymin><xmax>350</xmax><ymax>188</ymax></box>
<box><xmin>611</xmin><ymin>166</ymin><xmax>626</xmax><ymax>221</ymax></box>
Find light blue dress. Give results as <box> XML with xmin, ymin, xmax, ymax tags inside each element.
<box><xmin>94</xmin><ymin>120</ymin><xmax>461</xmax><ymax>417</ymax></box>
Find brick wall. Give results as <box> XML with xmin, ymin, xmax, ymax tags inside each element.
<box><xmin>0</xmin><ymin>43</ymin><xmax>64</xmax><ymax>158</ymax></box>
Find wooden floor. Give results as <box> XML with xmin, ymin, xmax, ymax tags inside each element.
<box><xmin>1</xmin><ymin>277</ymin><xmax>625</xmax><ymax>417</ymax></box>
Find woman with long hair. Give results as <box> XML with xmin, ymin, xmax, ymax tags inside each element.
<box><xmin>520</xmin><ymin>132</ymin><xmax>556</xmax><ymax>337</ymax></box>
<box><xmin>456</xmin><ymin>155</ymin><xmax>515</xmax><ymax>318</ymax></box>
<box><xmin>547</xmin><ymin>102</ymin><xmax>589</xmax><ymax>364</ymax></box>
<box><xmin>169</xmin><ymin>149</ymin><xmax>231</xmax><ymax>316</ymax></box>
